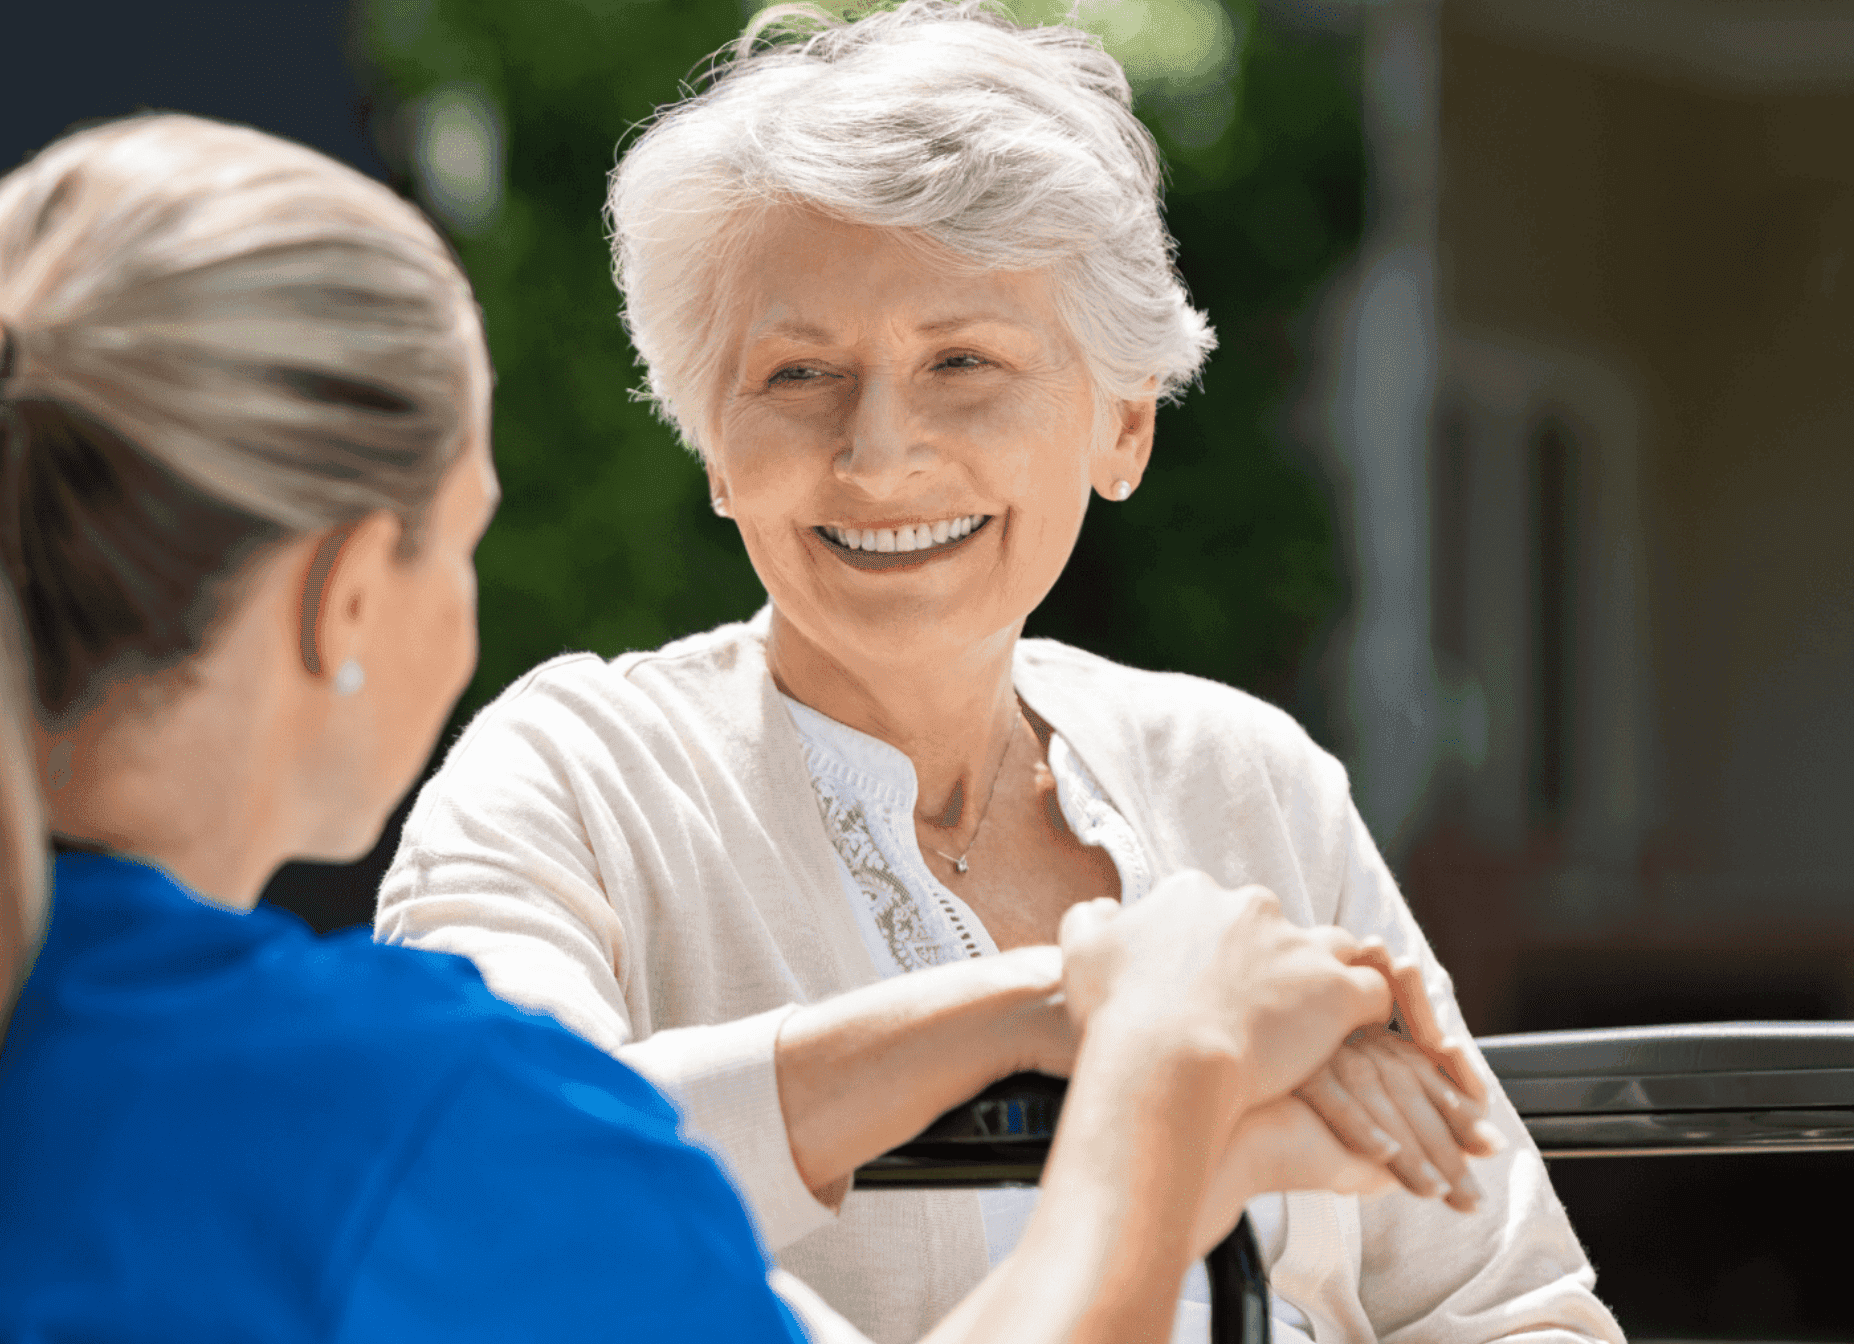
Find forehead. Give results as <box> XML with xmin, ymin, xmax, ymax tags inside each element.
<box><xmin>723</xmin><ymin>206</ymin><xmax>1067</xmax><ymax>349</ymax></box>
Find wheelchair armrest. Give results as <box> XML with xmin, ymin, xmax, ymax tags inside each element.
<box><xmin>1481</xmin><ymin>1021</ymin><xmax>1854</xmax><ymax>1157</ymax></box>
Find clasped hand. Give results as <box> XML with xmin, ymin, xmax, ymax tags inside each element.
<box><xmin>1056</xmin><ymin>872</ymin><xmax>1503</xmax><ymax>1251</ymax></box>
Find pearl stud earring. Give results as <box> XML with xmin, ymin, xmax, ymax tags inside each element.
<box><xmin>1111</xmin><ymin>479</ymin><xmax>1133</xmax><ymax>501</ymax></box>
<box><xmin>333</xmin><ymin>659</ymin><xmax>366</xmax><ymax>697</ymax></box>
<box><xmin>711</xmin><ymin>496</ymin><xmax>730</xmax><ymax>518</ymax></box>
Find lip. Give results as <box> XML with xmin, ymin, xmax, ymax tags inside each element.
<box><xmin>812</xmin><ymin>516</ymin><xmax>994</xmax><ymax>571</ymax></box>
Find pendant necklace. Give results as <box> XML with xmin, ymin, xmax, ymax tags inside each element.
<box><xmin>918</xmin><ymin>708</ymin><xmax>1020</xmax><ymax>876</ymax></box>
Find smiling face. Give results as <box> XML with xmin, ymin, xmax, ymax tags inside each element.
<box><xmin>706</xmin><ymin>207</ymin><xmax>1153</xmax><ymax>678</ymax></box>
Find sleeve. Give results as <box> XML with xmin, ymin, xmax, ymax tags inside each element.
<box><xmin>330</xmin><ymin>1029</ymin><xmax>812</xmax><ymax>1344</ymax></box>
<box><xmin>373</xmin><ymin>664</ymin><xmax>837</xmax><ymax>1250</ymax></box>
<box><xmin>769</xmin><ymin>1270</ymin><xmax>877</xmax><ymax>1344</ymax></box>
<box><xmin>1330</xmin><ymin>803</ymin><xmax>1625</xmax><ymax>1344</ymax></box>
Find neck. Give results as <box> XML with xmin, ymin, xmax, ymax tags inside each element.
<box><xmin>36</xmin><ymin>630</ymin><xmax>311</xmax><ymax>912</ymax></box>
<box><xmin>766</xmin><ymin>605</ymin><xmax>1025</xmax><ymax>826</ymax></box>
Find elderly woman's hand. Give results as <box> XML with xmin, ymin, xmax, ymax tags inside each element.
<box><xmin>1057</xmin><ymin>873</ymin><xmax>1393</xmax><ymax>1115</ymax></box>
<box><xmin>1295</xmin><ymin>1025</ymin><xmax>1505</xmax><ymax>1214</ymax></box>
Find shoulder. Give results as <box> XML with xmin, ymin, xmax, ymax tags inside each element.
<box><xmin>0</xmin><ymin>886</ymin><xmax>687</xmax><ymax>1334</ymax></box>
<box><xmin>218</xmin><ymin>916</ymin><xmax>679</xmax><ymax>1129</ymax></box>
<box><xmin>419</xmin><ymin>617</ymin><xmax>772</xmax><ymax>801</ymax></box>
<box><xmin>449</xmin><ymin>617</ymin><xmax>767</xmax><ymax>755</ymax></box>
<box><xmin>1015</xmin><ymin>638</ymin><xmax>1348</xmax><ymax>800</ymax></box>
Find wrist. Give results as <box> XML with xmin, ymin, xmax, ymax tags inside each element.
<box><xmin>968</xmin><ymin>946</ymin><xmax>1071</xmax><ymax>1080</ymax></box>
<box><xmin>1082</xmin><ymin>1010</ymin><xmax>1254</xmax><ymax>1126</ymax></box>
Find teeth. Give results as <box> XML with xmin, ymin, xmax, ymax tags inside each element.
<box><xmin>827</xmin><ymin>515</ymin><xmax>985</xmax><ymax>551</ymax></box>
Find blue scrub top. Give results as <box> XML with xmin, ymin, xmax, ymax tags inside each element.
<box><xmin>0</xmin><ymin>851</ymin><xmax>810</xmax><ymax>1342</ymax></box>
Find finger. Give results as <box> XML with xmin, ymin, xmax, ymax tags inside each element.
<box><xmin>1345</xmin><ymin>941</ymin><xmax>1487</xmax><ymax>1104</ymax></box>
<box><xmin>1230</xmin><ymin>883</ymin><xmax>1284</xmax><ymax>919</ymax></box>
<box><xmin>1365</xmin><ymin>1031</ymin><xmax>1504</xmax><ymax>1156</ymax></box>
<box><xmin>1056</xmin><ymin>895</ymin><xmax>1120</xmax><ymax>951</ymax></box>
<box><xmin>1355</xmin><ymin>1039</ymin><xmax>1483</xmax><ymax>1212</ymax></box>
<box><xmin>1296</xmin><ymin>1068</ymin><xmax>1403</xmax><ymax>1164</ymax></box>
<box><xmin>1330</xmin><ymin>1049</ymin><xmax>1454</xmax><ymax>1203</ymax></box>
<box><xmin>1343</xmin><ymin>964</ymin><xmax>1395</xmax><ymax>1030</ymax></box>
<box><xmin>1310</xmin><ymin>925</ymin><xmax>1363</xmax><ymax>960</ymax></box>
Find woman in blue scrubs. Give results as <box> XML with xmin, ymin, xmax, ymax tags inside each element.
<box><xmin>0</xmin><ymin>112</ymin><xmax>1403</xmax><ymax>1343</ymax></box>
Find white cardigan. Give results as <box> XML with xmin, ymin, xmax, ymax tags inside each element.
<box><xmin>375</xmin><ymin>614</ymin><xmax>1622</xmax><ymax>1344</ymax></box>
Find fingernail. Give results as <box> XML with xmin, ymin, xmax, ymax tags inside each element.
<box><xmin>1418</xmin><ymin>1161</ymin><xmax>1447</xmax><ymax>1196</ymax></box>
<box><xmin>1370</xmin><ymin>1128</ymin><xmax>1402</xmax><ymax>1162</ymax></box>
<box><xmin>1452</xmin><ymin>1167</ymin><xmax>1483</xmax><ymax>1202</ymax></box>
<box><xmin>1471</xmin><ymin>1120</ymin><xmax>1507</xmax><ymax>1154</ymax></box>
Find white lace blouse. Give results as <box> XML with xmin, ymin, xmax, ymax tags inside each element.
<box><xmin>783</xmin><ymin>694</ymin><xmax>1314</xmax><ymax>1344</ymax></box>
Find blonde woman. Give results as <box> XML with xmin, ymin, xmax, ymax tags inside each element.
<box><xmin>0</xmin><ymin>566</ymin><xmax>45</xmax><ymax>1036</ymax></box>
<box><xmin>0</xmin><ymin>111</ymin><xmax>1417</xmax><ymax>1343</ymax></box>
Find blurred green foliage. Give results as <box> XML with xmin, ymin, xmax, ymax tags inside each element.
<box><xmin>354</xmin><ymin>0</ymin><xmax>1363</xmax><ymax>718</ymax></box>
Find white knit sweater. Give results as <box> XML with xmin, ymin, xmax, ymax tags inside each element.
<box><xmin>375</xmin><ymin>613</ymin><xmax>1623</xmax><ymax>1344</ymax></box>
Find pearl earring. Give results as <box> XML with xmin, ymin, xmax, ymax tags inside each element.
<box><xmin>333</xmin><ymin>659</ymin><xmax>365</xmax><ymax>697</ymax></box>
<box><xmin>1111</xmin><ymin>479</ymin><xmax>1133</xmax><ymax>502</ymax></box>
<box><xmin>711</xmin><ymin>496</ymin><xmax>730</xmax><ymax>518</ymax></box>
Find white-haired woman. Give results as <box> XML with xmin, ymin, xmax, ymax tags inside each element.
<box><xmin>0</xmin><ymin>108</ymin><xmax>1443</xmax><ymax>1344</ymax></box>
<box><xmin>378</xmin><ymin>5</ymin><xmax>1621</xmax><ymax>1344</ymax></box>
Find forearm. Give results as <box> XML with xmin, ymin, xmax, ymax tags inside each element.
<box><xmin>775</xmin><ymin>946</ymin><xmax>1068</xmax><ymax>1194</ymax></box>
<box><xmin>922</xmin><ymin>1020</ymin><xmax>1251</xmax><ymax>1344</ymax></box>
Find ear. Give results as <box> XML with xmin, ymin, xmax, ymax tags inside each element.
<box><xmin>297</xmin><ymin>512</ymin><xmax>403</xmax><ymax>682</ymax></box>
<box><xmin>1091</xmin><ymin>383</ymin><xmax>1158</xmax><ymax>501</ymax></box>
<box><xmin>703</xmin><ymin>457</ymin><xmax>732</xmax><ymax>518</ymax></box>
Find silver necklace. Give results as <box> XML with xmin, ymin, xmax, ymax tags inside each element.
<box><xmin>917</xmin><ymin>709</ymin><xmax>1020</xmax><ymax>876</ymax></box>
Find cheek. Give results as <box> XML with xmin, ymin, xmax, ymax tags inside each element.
<box><xmin>436</xmin><ymin>566</ymin><xmax>479</xmax><ymax>690</ymax></box>
<box><xmin>721</xmin><ymin>416</ymin><xmax>821</xmax><ymax>507</ymax></box>
<box><xmin>394</xmin><ymin>568</ymin><xmax>477</xmax><ymax>715</ymax></box>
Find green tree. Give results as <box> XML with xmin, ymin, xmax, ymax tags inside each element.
<box><xmin>354</xmin><ymin>0</ymin><xmax>1362</xmax><ymax>719</ymax></box>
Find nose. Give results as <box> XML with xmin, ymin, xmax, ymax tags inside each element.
<box><xmin>835</xmin><ymin>370</ymin><xmax>932</xmax><ymax>498</ymax></box>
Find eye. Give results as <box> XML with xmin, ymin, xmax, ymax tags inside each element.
<box><xmin>767</xmin><ymin>365</ymin><xmax>827</xmax><ymax>387</ymax></box>
<box><xmin>935</xmin><ymin>353</ymin><xmax>990</xmax><ymax>371</ymax></box>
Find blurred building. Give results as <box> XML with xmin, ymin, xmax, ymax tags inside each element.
<box><xmin>1295</xmin><ymin>0</ymin><xmax>1854</xmax><ymax>1034</ymax></box>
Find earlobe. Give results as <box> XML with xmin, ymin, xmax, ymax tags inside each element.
<box><xmin>703</xmin><ymin>462</ymin><xmax>731</xmax><ymax>519</ymax></box>
<box><xmin>1094</xmin><ymin>393</ymin><xmax>1156</xmax><ymax>501</ymax></box>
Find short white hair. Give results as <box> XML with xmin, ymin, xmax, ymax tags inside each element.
<box><xmin>607</xmin><ymin>0</ymin><xmax>1217</xmax><ymax>453</ymax></box>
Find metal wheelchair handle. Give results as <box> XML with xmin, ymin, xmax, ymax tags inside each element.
<box><xmin>857</xmin><ymin>1071</ymin><xmax>1270</xmax><ymax>1344</ymax></box>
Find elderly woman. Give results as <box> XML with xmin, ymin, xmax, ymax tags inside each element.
<box><xmin>0</xmin><ymin>110</ymin><xmax>1419</xmax><ymax>1342</ymax></box>
<box><xmin>377</xmin><ymin>5</ymin><xmax>1622</xmax><ymax>1344</ymax></box>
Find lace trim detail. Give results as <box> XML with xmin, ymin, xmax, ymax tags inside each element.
<box><xmin>808</xmin><ymin>779</ymin><xmax>964</xmax><ymax>973</ymax></box>
<box><xmin>929</xmin><ymin>888</ymin><xmax>983</xmax><ymax>960</ymax></box>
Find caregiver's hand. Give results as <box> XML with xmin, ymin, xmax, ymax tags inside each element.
<box><xmin>1296</xmin><ymin>1026</ymin><xmax>1504</xmax><ymax>1215</ymax></box>
<box><xmin>1189</xmin><ymin>1094</ymin><xmax>1397</xmax><ymax>1257</ymax></box>
<box><xmin>1058</xmin><ymin>873</ymin><xmax>1393</xmax><ymax>1115</ymax></box>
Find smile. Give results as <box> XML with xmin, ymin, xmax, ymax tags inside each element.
<box><xmin>814</xmin><ymin>515</ymin><xmax>993</xmax><ymax>571</ymax></box>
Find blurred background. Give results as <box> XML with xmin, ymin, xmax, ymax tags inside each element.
<box><xmin>7</xmin><ymin>0</ymin><xmax>1853</xmax><ymax>1336</ymax></box>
